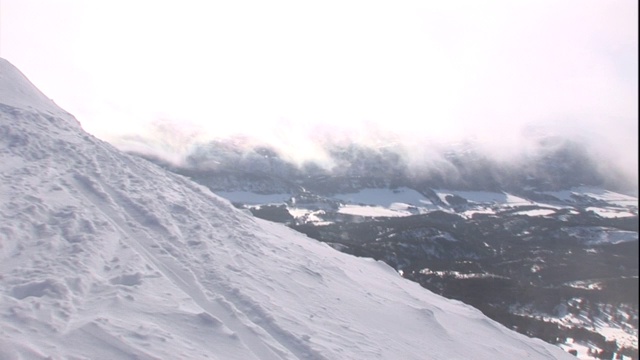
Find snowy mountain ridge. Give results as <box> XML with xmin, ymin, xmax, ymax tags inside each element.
<box><xmin>0</xmin><ymin>58</ymin><xmax>574</xmax><ymax>359</ymax></box>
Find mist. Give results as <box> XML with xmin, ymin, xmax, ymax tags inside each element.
<box><xmin>115</xmin><ymin>116</ymin><xmax>637</xmax><ymax>195</ymax></box>
<box><xmin>4</xmin><ymin>0</ymin><xmax>637</xmax><ymax>191</ymax></box>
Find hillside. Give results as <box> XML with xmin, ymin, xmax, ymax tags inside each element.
<box><xmin>0</xmin><ymin>59</ymin><xmax>580</xmax><ymax>359</ymax></box>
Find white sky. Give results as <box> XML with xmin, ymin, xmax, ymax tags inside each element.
<box><xmin>1</xmin><ymin>0</ymin><xmax>638</xmax><ymax>172</ymax></box>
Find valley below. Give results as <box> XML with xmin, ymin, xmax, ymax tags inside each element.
<box><xmin>136</xmin><ymin>139</ymin><xmax>639</xmax><ymax>359</ymax></box>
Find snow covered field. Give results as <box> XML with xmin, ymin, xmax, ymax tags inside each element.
<box><xmin>435</xmin><ymin>190</ymin><xmax>531</xmax><ymax>206</ymax></box>
<box><xmin>333</xmin><ymin>187</ymin><xmax>436</xmax><ymax>208</ymax></box>
<box><xmin>0</xmin><ymin>58</ymin><xmax>578</xmax><ymax>359</ymax></box>
<box><xmin>221</xmin><ymin>185</ymin><xmax>637</xmax><ymax>225</ymax></box>
<box><xmin>544</xmin><ymin>187</ymin><xmax>638</xmax><ymax>207</ymax></box>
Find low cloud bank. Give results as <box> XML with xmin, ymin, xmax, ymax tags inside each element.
<box><xmin>113</xmin><ymin>119</ymin><xmax>638</xmax><ymax>195</ymax></box>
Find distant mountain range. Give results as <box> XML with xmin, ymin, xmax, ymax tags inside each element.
<box><xmin>132</xmin><ymin>130</ymin><xmax>636</xmax><ymax>196</ymax></box>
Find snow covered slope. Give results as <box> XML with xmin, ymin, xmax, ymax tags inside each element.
<box><xmin>0</xmin><ymin>58</ymin><xmax>574</xmax><ymax>359</ymax></box>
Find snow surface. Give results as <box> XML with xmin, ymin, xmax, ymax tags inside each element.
<box><xmin>512</xmin><ymin>209</ymin><xmax>557</xmax><ymax>217</ymax></box>
<box><xmin>0</xmin><ymin>58</ymin><xmax>574</xmax><ymax>359</ymax></box>
<box><xmin>0</xmin><ymin>58</ymin><xmax>72</xmax><ymax>119</ymax></box>
<box><xmin>210</xmin><ymin>185</ymin><xmax>636</xmax><ymax>224</ymax></box>
<box><xmin>544</xmin><ymin>187</ymin><xmax>638</xmax><ymax>207</ymax></box>
<box><xmin>436</xmin><ymin>189</ymin><xmax>531</xmax><ymax>206</ymax></box>
<box><xmin>337</xmin><ymin>204</ymin><xmax>412</xmax><ymax>217</ymax></box>
<box><xmin>459</xmin><ymin>208</ymin><xmax>498</xmax><ymax>219</ymax></box>
<box><xmin>286</xmin><ymin>208</ymin><xmax>332</xmax><ymax>225</ymax></box>
<box><xmin>334</xmin><ymin>187</ymin><xmax>437</xmax><ymax>208</ymax></box>
<box><xmin>586</xmin><ymin>207</ymin><xmax>636</xmax><ymax>218</ymax></box>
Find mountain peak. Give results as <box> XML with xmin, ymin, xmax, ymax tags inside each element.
<box><xmin>0</xmin><ymin>58</ymin><xmax>77</xmax><ymax>123</ymax></box>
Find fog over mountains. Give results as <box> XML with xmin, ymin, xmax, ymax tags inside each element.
<box><xmin>121</xmin><ymin>121</ymin><xmax>637</xmax><ymax>197</ymax></box>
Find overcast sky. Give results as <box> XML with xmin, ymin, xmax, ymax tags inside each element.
<box><xmin>1</xmin><ymin>0</ymin><xmax>638</xmax><ymax>176</ymax></box>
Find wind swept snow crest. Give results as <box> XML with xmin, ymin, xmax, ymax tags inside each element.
<box><xmin>0</xmin><ymin>58</ymin><xmax>76</xmax><ymax>122</ymax></box>
<box><xmin>0</xmin><ymin>58</ymin><xmax>574</xmax><ymax>359</ymax></box>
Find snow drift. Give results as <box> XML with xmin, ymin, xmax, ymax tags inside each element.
<box><xmin>0</xmin><ymin>58</ymin><xmax>573</xmax><ymax>359</ymax></box>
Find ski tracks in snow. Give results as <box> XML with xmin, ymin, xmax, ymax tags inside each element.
<box><xmin>73</xmin><ymin>168</ymin><xmax>324</xmax><ymax>360</ymax></box>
